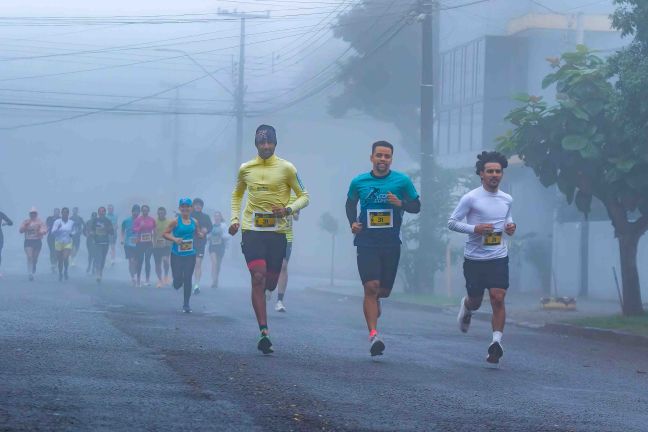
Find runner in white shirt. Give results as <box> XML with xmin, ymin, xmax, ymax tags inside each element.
<box><xmin>51</xmin><ymin>207</ymin><xmax>77</xmax><ymax>281</ymax></box>
<box><xmin>448</xmin><ymin>151</ymin><xmax>516</xmax><ymax>364</ymax></box>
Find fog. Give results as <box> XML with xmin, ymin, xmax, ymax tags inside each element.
<box><xmin>0</xmin><ymin>0</ymin><xmax>643</xmax><ymax>292</ymax></box>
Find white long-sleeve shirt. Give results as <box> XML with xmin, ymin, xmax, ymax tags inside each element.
<box><xmin>448</xmin><ymin>186</ymin><xmax>514</xmax><ymax>260</ymax></box>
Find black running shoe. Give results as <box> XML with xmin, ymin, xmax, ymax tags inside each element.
<box><xmin>257</xmin><ymin>334</ymin><xmax>274</xmax><ymax>355</ymax></box>
<box><xmin>487</xmin><ymin>341</ymin><xmax>504</xmax><ymax>364</ymax></box>
<box><xmin>370</xmin><ymin>335</ymin><xmax>385</xmax><ymax>357</ymax></box>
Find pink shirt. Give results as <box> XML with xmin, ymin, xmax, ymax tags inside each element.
<box><xmin>133</xmin><ymin>215</ymin><xmax>156</xmax><ymax>242</ymax></box>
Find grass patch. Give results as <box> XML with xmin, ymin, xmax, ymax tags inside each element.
<box><xmin>564</xmin><ymin>314</ymin><xmax>648</xmax><ymax>337</ymax></box>
<box><xmin>390</xmin><ymin>292</ymin><xmax>459</xmax><ymax>307</ymax></box>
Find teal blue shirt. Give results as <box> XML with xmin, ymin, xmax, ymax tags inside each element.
<box><xmin>347</xmin><ymin>170</ymin><xmax>419</xmax><ymax>247</ymax></box>
<box><xmin>171</xmin><ymin>216</ymin><xmax>196</xmax><ymax>256</ymax></box>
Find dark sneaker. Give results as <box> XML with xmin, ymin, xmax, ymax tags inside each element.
<box><xmin>370</xmin><ymin>335</ymin><xmax>385</xmax><ymax>357</ymax></box>
<box><xmin>257</xmin><ymin>334</ymin><xmax>274</xmax><ymax>355</ymax></box>
<box><xmin>487</xmin><ymin>341</ymin><xmax>504</xmax><ymax>364</ymax></box>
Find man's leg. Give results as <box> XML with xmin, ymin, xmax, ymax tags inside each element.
<box><xmin>489</xmin><ymin>288</ymin><xmax>506</xmax><ymax>333</ymax></box>
<box><xmin>363</xmin><ymin>280</ymin><xmax>381</xmax><ymax>332</ymax></box>
<box><xmin>249</xmin><ymin>261</ymin><xmax>268</xmax><ymax>329</ymax></box>
<box><xmin>194</xmin><ymin>256</ymin><xmax>203</xmax><ymax>287</ymax></box>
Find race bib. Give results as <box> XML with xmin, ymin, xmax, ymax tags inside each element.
<box><xmin>210</xmin><ymin>235</ymin><xmax>222</xmax><ymax>245</ymax></box>
<box><xmin>156</xmin><ymin>237</ymin><xmax>167</xmax><ymax>247</ymax></box>
<box><xmin>367</xmin><ymin>209</ymin><xmax>393</xmax><ymax>229</ymax></box>
<box><xmin>483</xmin><ymin>232</ymin><xmax>503</xmax><ymax>246</ymax></box>
<box><xmin>96</xmin><ymin>227</ymin><xmax>107</xmax><ymax>236</ymax></box>
<box><xmin>253</xmin><ymin>212</ymin><xmax>278</xmax><ymax>231</ymax></box>
<box><xmin>26</xmin><ymin>228</ymin><xmax>39</xmax><ymax>240</ymax></box>
<box><xmin>140</xmin><ymin>233</ymin><xmax>153</xmax><ymax>242</ymax></box>
<box><xmin>179</xmin><ymin>239</ymin><xmax>194</xmax><ymax>252</ymax></box>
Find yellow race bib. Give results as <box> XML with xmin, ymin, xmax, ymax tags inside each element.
<box><xmin>179</xmin><ymin>239</ymin><xmax>194</xmax><ymax>252</ymax></box>
<box><xmin>367</xmin><ymin>209</ymin><xmax>393</xmax><ymax>229</ymax></box>
<box><xmin>253</xmin><ymin>212</ymin><xmax>278</xmax><ymax>231</ymax></box>
<box><xmin>483</xmin><ymin>232</ymin><xmax>503</xmax><ymax>246</ymax></box>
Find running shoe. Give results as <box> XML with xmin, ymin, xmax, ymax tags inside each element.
<box><xmin>457</xmin><ymin>297</ymin><xmax>472</xmax><ymax>333</ymax></box>
<box><xmin>275</xmin><ymin>300</ymin><xmax>286</xmax><ymax>313</ymax></box>
<box><xmin>370</xmin><ymin>334</ymin><xmax>385</xmax><ymax>357</ymax></box>
<box><xmin>183</xmin><ymin>305</ymin><xmax>192</xmax><ymax>314</ymax></box>
<box><xmin>257</xmin><ymin>334</ymin><xmax>274</xmax><ymax>354</ymax></box>
<box><xmin>487</xmin><ymin>341</ymin><xmax>504</xmax><ymax>364</ymax></box>
<box><xmin>143</xmin><ymin>281</ymin><xmax>151</xmax><ymax>287</ymax></box>
<box><xmin>193</xmin><ymin>284</ymin><xmax>201</xmax><ymax>295</ymax></box>
<box><xmin>211</xmin><ymin>282</ymin><xmax>218</xmax><ymax>289</ymax></box>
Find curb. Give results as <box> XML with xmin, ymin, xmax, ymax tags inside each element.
<box><xmin>308</xmin><ymin>287</ymin><xmax>648</xmax><ymax>348</ymax></box>
<box><xmin>540</xmin><ymin>322</ymin><xmax>648</xmax><ymax>348</ymax></box>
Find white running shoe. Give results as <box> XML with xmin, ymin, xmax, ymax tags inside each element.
<box><xmin>193</xmin><ymin>284</ymin><xmax>200</xmax><ymax>295</ymax></box>
<box><xmin>275</xmin><ymin>300</ymin><xmax>286</xmax><ymax>312</ymax></box>
<box><xmin>457</xmin><ymin>297</ymin><xmax>472</xmax><ymax>333</ymax></box>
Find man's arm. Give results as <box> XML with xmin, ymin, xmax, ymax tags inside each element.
<box><xmin>447</xmin><ymin>195</ymin><xmax>475</xmax><ymax>234</ymax></box>
<box><xmin>286</xmin><ymin>165</ymin><xmax>309</xmax><ymax>213</ymax></box>
<box><xmin>345</xmin><ymin>197</ymin><xmax>358</xmax><ymax>227</ymax></box>
<box><xmin>230</xmin><ymin>166</ymin><xmax>246</xmax><ymax>226</ymax></box>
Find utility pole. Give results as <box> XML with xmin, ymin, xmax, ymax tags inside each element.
<box><xmin>418</xmin><ymin>0</ymin><xmax>439</xmax><ymax>292</ymax></box>
<box><xmin>217</xmin><ymin>9</ymin><xmax>270</xmax><ymax>173</ymax></box>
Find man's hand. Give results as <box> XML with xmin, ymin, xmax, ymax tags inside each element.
<box><xmin>351</xmin><ymin>222</ymin><xmax>363</xmax><ymax>234</ymax></box>
<box><xmin>229</xmin><ymin>223</ymin><xmax>240</xmax><ymax>236</ymax></box>
<box><xmin>505</xmin><ymin>223</ymin><xmax>517</xmax><ymax>236</ymax></box>
<box><xmin>387</xmin><ymin>192</ymin><xmax>402</xmax><ymax>207</ymax></box>
<box><xmin>474</xmin><ymin>224</ymin><xmax>494</xmax><ymax>235</ymax></box>
<box><xmin>174</xmin><ymin>237</ymin><xmax>183</xmax><ymax>246</ymax></box>
<box><xmin>271</xmin><ymin>206</ymin><xmax>289</xmax><ymax>217</ymax></box>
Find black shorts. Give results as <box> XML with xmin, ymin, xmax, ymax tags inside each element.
<box><xmin>463</xmin><ymin>256</ymin><xmax>509</xmax><ymax>298</ymax></box>
<box><xmin>285</xmin><ymin>242</ymin><xmax>293</xmax><ymax>262</ymax></box>
<box><xmin>24</xmin><ymin>239</ymin><xmax>42</xmax><ymax>253</ymax></box>
<box><xmin>356</xmin><ymin>246</ymin><xmax>401</xmax><ymax>294</ymax></box>
<box><xmin>124</xmin><ymin>245</ymin><xmax>137</xmax><ymax>259</ymax></box>
<box><xmin>194</xmin><ymin>239</ymin><xmax>207</xmax><ymax>258</ymax></box>
<box><xmin>241</xmin><ymin>231</ymin><xmax>287</xmax><ymax>283</ymax></box>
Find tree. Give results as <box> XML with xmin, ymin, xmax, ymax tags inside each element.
<box><xmin>497</xmin><ymin>46</ymin><xmax>648</xmax><ymax>315</ymax></box>
<box><xmin>319</xmin><ymin>212</ymin><xmax>339</xmax><ymax>286</ymax></box>
<box><xmin>330</xmin><ymin>0</ymin><xmax>420</xmax><ymax>154</ymax></box>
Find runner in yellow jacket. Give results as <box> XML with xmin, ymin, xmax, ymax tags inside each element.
<box><xmin>229</xmin><ymin>124</ymin><xmax>309</xmax><ymax>354</ymax></box>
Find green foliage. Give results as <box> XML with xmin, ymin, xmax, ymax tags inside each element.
<box><xmin>318</xmin><ymin>212</ymin><xmax>339</xmax><ymax>236</ymax></box>
<box><xmin>497</xmin><ymin>47</ymin><xmax>648</xmax><ymax>219</ymax></box>
<box><xmin>329</xmin><ymin>0</ymin><xmax>420</xmax><ymax>154</ymax></box>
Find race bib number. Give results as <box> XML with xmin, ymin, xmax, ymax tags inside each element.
<box><xmin>179</xmin><ymin>239</ymin><xmax>194</xmax><ymax>252</ymax></box>
<box><xmin>367</xmin><ymin>209</ymin><xmax>393</xmax><ymax>229</ymax></box>
<box><xmin>27</xmin><ymin>228</ymin><xmax>38</xmax><ymax>239</ymax></box>
<box><xmin>140</xmin><ymin>233</ymin><xmax>153</xmax><ymax>242</ymax></box>
<box><xmin>253</xmin><ymin>212</ymin><xmax>278</xmax><ymax>231</ymax></box>
<box><xmin>483</xmin><ymin>232</ymin><xmax>503</xmax><ymax>246</ymax></box>
<box><xmin>96</xmin><ymin>227</ymin><xmax>107</xmax><ymax>236</ymax></box>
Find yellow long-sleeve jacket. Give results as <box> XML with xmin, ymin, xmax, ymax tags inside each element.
<box><xmin>230</xmin><ymin>154</ymin><xmax>309</xmax><ymax>234</ymax></box>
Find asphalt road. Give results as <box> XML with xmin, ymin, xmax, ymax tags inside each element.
<box><xmin>1</xmin><ymin>263</ymin><xmax>648</xmax><ymax>431</ymax></box>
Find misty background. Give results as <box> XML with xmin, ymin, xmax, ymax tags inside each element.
<box><xmin>1</xmin><ymin>0</ymin><xmax>643</xmax><ymax>299</ymax></box>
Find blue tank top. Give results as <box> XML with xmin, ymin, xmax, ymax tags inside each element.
<box><xmin>171</xmin><ymin>216</ymin><xmax>196</xmax><ymax>256</ymax></box>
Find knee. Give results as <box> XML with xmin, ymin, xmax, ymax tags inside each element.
<box><xmin>466</xmin><ymin>296</ymin><xmax>483</xmax><ymax>310</ymax></box>
<box><xmin>489</xmin><ymin>290</ymin><xmax>506</xmax><ymax>307</ymax></box>
<box><xmin>363</xmin><ymin>281</ymin><xmax>380</xmax><ymax>298</ymax></box>
<box><xmin>251</xmin><ymin>270</ymin><xmax>266</xmax><ymax>285</ymax></box>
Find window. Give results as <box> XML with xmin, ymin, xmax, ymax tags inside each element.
<box><xmin>460</xmin><ymin>106</ymin><xmax>472</xmax><ymax>152</ymax></box>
